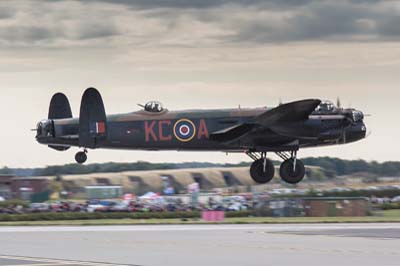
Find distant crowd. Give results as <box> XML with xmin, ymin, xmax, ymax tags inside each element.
<box><xmin>0</xmin><ymin>196</ymin><xmax>253</xmax><ymax>215</ymax></box>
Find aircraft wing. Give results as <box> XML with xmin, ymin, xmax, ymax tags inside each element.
<box><xmin>255</xmin><ymin>99</ymin><xmax>321</xmax><ymax>125</ymax></box>
<box><xmin>210</xmin><ymin>99</ymin><xmax>321</xmax><ymax>143</ymax></box>
<box><xmin>209</xmin><ymin>123</ymin><xmax>256</xmax><ymax>142</ymax></box>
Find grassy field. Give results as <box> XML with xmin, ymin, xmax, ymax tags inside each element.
<box><xmin>377</xmin><ymin>209</ymin><xmax>400</xmax><ymax>217</ymax></box>
<box><xmin>0</xmin><ymin>211</ymin><xmax>400</xmax><ymax>226</ymax></box>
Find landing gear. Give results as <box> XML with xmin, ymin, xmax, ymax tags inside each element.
<box><xmin>246</xmin><ymin>150</ymin><xmax>306</xmax><ymax>184</ymax></box>
<box><xmin>276</xmin><ymin>151</ymin><xmax>305</xmax><ymax>184</ymax></box>
<box><xmin>247</xmin><ymin>152</ymin><xmax>275</xmax><ymax>184</ymax></box>
<box><xmin>75</xmin><ymin>150</ymin><xmax>88</xmax><ymax>164</ymax></box>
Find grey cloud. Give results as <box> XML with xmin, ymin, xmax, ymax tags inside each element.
<box><xmin>218</xmin><ymin>1</ymin><xmax>400</xmax><ymax>43</ymax></box>
<box><xmin>0</xmin><ymin>7</ymin><xmax>15</xmax><ymax>19</ymax></box>
<box><xmin>0</xmin><ymin>23</ymin><xmax>118</xmax><ymax>45</ymax></box>
<box><xmin>1</xmin><ymin>0</ymin><xmax>400</xmax><ymax>47</ymax></box>
<box><xmin>71</xmin><ymin>22</ymin><xmax>119</xmax><ymax>40</ymax></box>
<box><xmin>376</xmin><ymin>15</ymin><xmax>400</xmax><ymax>37</ymax></box>
<box><xmin>76</xmin><ymin>0</ymin><xmax>388</xmax><ymax>10</ymax></box>
<box><xmin>62</xmin><ymin>0</ymin><xmax>315</xmax><ymax>9</ymax></box>
<box><xmin>0</xmin><ymin>2</ymin><xmax>120</xmax><ymax>46</ymax></box>
<box><xmin>0</xmin><ymin>26</ymin><xmax>54</xmax><ymax>43</ymax></box>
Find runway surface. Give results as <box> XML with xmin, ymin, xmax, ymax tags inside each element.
<box><xmin>0</xmin><ymin>223</ymin><xmax>399</xmax><ymax>266</ymax></box>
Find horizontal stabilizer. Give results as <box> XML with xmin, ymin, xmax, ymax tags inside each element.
<box><xmin>48</xmin><ymin>145</ymin><xmax>70</xmax><ymax>151</ymax></box>
<box><xmin>48</xmin><ymin>93</ymin><xmax>72</xmax><ymax>119</ymax></box>
<box><xmin>256</xmin><ymin>99</ymin><xmax>321</xmax><ymax>125</ymax></box>
<box><xmin>79</xmin><ymin>87</ymin><xmax>107</xmax><ymax>149</ymax></box>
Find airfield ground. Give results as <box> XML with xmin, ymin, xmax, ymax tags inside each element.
<box><xmin>0</xmin><ymin>223</ymin><xmax>399</xmax><ymax>266</ymax></box>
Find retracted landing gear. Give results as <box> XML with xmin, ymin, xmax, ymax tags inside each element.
<box><xmin>247</xmin><ymin>152</ymin><xmax>275</xmax><ymax>184</ymax></box>
<box><xmin>75</xmin><ymin>149</ymin><xmax>88</xmax><ymax>164</ymax></box>
<box><xmin>276</xmin><ymin>151</ymin><xmax>305</xmax><ymax>184</ymax></box>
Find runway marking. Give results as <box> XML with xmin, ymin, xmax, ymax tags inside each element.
<box><xmin>1</xmin><ymin>223</ymin><xmax>400</xmax><ymax>233</ymax></box>
<box><xmin>0</xmin><ymin>255</ymin><xmax>142</xmax><ymax>266</ymax></box>
<box><xmin>1</xmin><ymin>264</ymin><xmax>59</xmax><ymax>266</ymax></box>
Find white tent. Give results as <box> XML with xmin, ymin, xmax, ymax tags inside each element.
<box><xmin>139</xmin><ymin>192</ymin><xmax>164</xmax><ymax>204</ymax></box>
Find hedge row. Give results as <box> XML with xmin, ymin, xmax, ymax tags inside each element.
<box><xmin>381</xmin><ymin>203</ymin><xmax>400</xmax><ymax>210</ymax></box>
<box><xmin>319</xmin><ymin>189</ymin><xmax>400</xmax><ymax>198</ymax></box>
<box><xmin>0</xmin><ymin>210</ymin><xmax>255</xmax><ymax>222</ymax></box>
<box><xmin>279</xmin><ymin>189</ymin><xmax>400</xmax><ymax>199</ymax></box>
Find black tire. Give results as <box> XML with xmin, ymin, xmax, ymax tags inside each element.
<box><xmin>279</xmin><ymin>159</ymin><xmax>305</xmax><ymax>184</ymax></box>
<box><xmin>75</xmin><ymin>152</ymin><xmax>87</xmax><ymax>164</ymax></box>
<box><xmin>250</xmin><ymin>159</ymin><xmax>275</xmax><ymax>184</ymax></box>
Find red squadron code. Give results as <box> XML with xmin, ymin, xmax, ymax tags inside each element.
<box><xmin>144</xmin><ymin>119</ymin><xmax>209</xmax><ymax>142</ymax></box>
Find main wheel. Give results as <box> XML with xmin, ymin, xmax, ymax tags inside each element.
<box><xmin>75</xmin><ymin>152</ymin><xmax>87</xmax><ymax>164</ymax></box>
<box><xmin>250</xmin><ymin>159</ymin><xmax>275</xmax><ymax>184</ymax></box>
<box><xmin>279</xmin><ymin>159</ymin><xmax>305</xmax><ymax>184</ymax></box>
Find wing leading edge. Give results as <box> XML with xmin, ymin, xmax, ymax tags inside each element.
<box><xmin>210</xmin><ymin>99</ymin><xmax>321</xmax><ymax>143</ymax></box>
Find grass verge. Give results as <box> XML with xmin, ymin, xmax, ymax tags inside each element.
<box><xmin>1</xmin><ymin>214</ymin><xmax>400</xmax><ymax>226</ymax></box>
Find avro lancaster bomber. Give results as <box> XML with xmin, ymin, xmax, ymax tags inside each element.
<box><xmin>36</xmin><ymin>88</ymin><xmax>367</xmax><ymax>184</ymax></box>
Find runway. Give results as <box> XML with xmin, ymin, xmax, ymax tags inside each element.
<box><xmin>0</xmin><ymin>224</ymin><xmax>399</xmax><ymax>266</ymax></box>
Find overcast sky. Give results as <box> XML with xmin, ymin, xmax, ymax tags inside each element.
<box><xmin>0</xmin><ymin>0</ymin><xmax>399</xmax><ymax>167</ymax></box>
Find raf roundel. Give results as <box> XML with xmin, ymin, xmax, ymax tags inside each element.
<box><xmin>173</xmin><ymin>119</ymin><xmax>196</xmax><ymax>142</ymax></box>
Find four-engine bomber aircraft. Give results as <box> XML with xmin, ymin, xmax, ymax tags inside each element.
<box><xmin>36</xmin><ymin>88</ymin><xmax>367</xmax><ymax>184</ymax></box>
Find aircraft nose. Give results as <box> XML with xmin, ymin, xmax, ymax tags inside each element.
<box><xmin>350</xmin><ymin>109</ymin><xmax>364</xmax><ymax>123</ymax></box>
<box><xmin>344</xmin><ymin>121</ymin><xmax>367</xmax><ymax>143</ymax></box>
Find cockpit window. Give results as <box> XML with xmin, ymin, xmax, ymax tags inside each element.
<box><xmin>314</xmin><ymin>101</ymin><xmax>337</xmax><ymax>113</ymax></box>
<box><xmin>144</xmin><ymin>101</ymin><xmax>164</xmax><ymax>113</ymax></box>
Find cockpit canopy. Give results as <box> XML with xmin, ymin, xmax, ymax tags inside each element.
<box><xmin>314</xmin><ymin>101</ymin><xmax>337</xmax><ymax>114</ymax></box>
<box><xmin>144</xmin><ymin>101</ymin><xmax>164</xmax><ymax>113</ymax></box>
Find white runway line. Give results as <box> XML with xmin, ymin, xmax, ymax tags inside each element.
<box><xmin>0</xmin><ymin>223</ymin><xmax>400</xmax><ymax>233</ymax></box>
<box><xmin>1</xmin><ymin>264</ymin><xmax>58</xmax><ymax>266</ymax></box>
<box><xmin>0</xmin><ymin>255</ymin><xmax>137</xmax><ymax>266</ymax></box>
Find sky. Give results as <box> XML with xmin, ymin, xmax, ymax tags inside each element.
<box><xmin>0</xmin><ymin>0</ymin><xmax>399</xmax><ymax>167</ymax></box>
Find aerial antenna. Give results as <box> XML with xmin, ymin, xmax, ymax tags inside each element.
<box><xmin>279</xmin><ymin>98</ymin><xmax>283</xmax><ymax>106</ymax></box>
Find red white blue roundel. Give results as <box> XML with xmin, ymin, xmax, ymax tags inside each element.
<box><xmin>173</xmin><ymin>119</ymin><xmax>196</xmax><ymax>142</ymax></box>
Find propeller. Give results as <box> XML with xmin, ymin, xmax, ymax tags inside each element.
<box><xmin>336</xmin><ymin>97</ymin><xmax>342</xmax><ymax>109</ymax></box>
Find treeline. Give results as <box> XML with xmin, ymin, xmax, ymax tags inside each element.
<box><xmin>0</xmin><ymin>161</ymin><xmax>250</xmax><ymax>177</ymax></box>
<box><xmin>0</xmin><ymin>157</ymin><xmax>399</xmax><ymax>177</ymax></box>
<box><xmin>302</xmin><ymin>157</ymin><xmax>400</xmax><ymax>177</ymax></box>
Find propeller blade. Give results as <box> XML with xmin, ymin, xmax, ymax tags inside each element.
<box><xmin>336</xmin><ymin>97</ymin><xmax>341</xmax><ymax>109</ymax></box>
<box><xmin>343</xmin><ymin>130</ymin><xmax>346</xmax><ymax>144</ymax></box>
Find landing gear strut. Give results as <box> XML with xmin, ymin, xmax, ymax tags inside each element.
<box><xmin>276</xmin><ymin>151</ymin><xmax>305</xmax><ymax>184</ymax></box>
<box><xmin>247</xmin><ymin>152</ymin><xmax>275</xmax><ymax>184</ymax></box>
<box><xmin>75</xmin><ymin>149</ymin><xmax>88</xmax><ymax>164</ymax></box>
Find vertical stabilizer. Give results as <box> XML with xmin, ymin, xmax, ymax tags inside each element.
<box><xmin>48</xmin><ymin>93</ymin><xmax>72</xmax><ymax>119</ymax></box>
<box><xmin>79</xmin><ymin>87</ymin><xmax>107</xmax><ymax>149</ymax></box>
